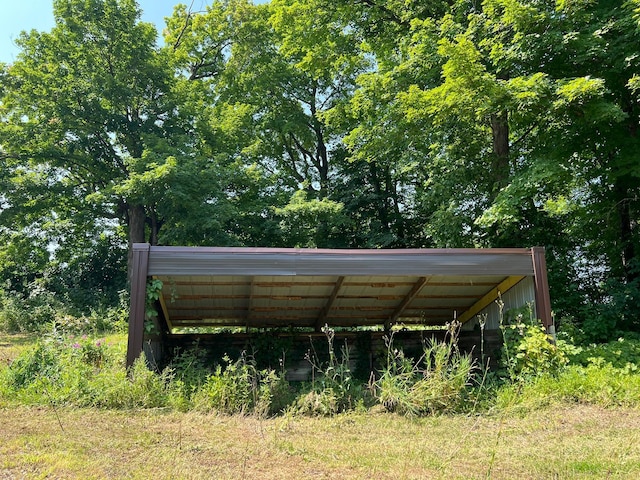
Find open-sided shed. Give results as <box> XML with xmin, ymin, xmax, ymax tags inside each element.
<box><xmin>127</xmin><ymin>244</ymin><xmax>552</xmax><ymax>369</ymax></box>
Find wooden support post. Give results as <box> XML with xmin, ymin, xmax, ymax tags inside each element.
<box><xmin>127</xmin><ymin>243</ymin><xmax>150</xmax><ymax>368</ymax></box>
<box><xmin>531</xmin><ymin>246</ymin><xmax>553</xmax><ymax>332</ymax></box>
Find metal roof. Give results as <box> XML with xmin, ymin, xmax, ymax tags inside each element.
<box><xmin>127</xmin><ymin>244</ymin><xmax>553</xmax><ymax>366</ymax></box>
<box><xmin>143</xmin><ymin>246</ymin><xmax>536</xmax><ymax>331</ymax></box>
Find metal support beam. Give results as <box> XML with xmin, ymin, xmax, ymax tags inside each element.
<box><xmin>316</xmin><ymin>276</ymin><xmax>345</xmax><ymax>331</ymax></box>
<box><xmin>386</xmin><ymin>276</ymin><xmax>429</xmax><ymax>329</ymax></box>
<box><xmin>532</xmin><ymin>247</ymin><xmax>553</xmax><ymax>331</ymax></box>
<box><xmin>457</xmin><ymin>275</ymin><xmax>525</xmax><ymax>325</ymax></box>
<box><xmin>127</xmin><ymin>243</ymin><xmax>150</xmax><ymax>367</ymax></box>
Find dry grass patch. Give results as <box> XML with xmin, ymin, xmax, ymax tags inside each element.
<box><xmin>0</xmin><ymin>333</ymin><xmax>35</xmax><ymax>366</ymax></box>
<box><xmin>1</xmin><ymin>405</ymin><xmax>639</xmax><ymax>479</ymax></box>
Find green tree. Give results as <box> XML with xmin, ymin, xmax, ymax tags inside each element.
<box><xmin>0</xmin><ymin>0</ymin><xmax>210</xmax><ymax>278</ymax></box>
<box><xmin>322</xmin><ymin>0</ymin><xmax>640</xmax><ymax>332</ymax></box>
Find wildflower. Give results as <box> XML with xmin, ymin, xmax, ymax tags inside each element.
<box><xmin>72</xmin><ymin>343</ymin><xmax>81</xmax><ymax>349</ymax></box>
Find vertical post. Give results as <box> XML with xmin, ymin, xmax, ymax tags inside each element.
<box><xmin>531</xmin><ymin>247</ymin><xmax>553</xmax><ymax>332</ymax></box>
<box><xmin>127</xmin><ymin>243</ymin><xmax>150</xmax><ymax>367</ymax></box>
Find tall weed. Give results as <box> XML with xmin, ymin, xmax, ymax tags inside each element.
<box><xmin>374</xmin><ymin>324</ymin><xmax>476</xmax><ymax>416</ymax></box>
<box><xmin>292</xmin><ymin>325</ymin><xmax>366</xmax><ymax>416</ymax></box>
<box><xmin>191</xmin><ymin>352</ymin><xmax>291</xmax><ymax>416</ymax></box>
<box><xmin>500</xmin><ymin>304</ymin><xmax>567</xmax><ymax>381</ymax></box>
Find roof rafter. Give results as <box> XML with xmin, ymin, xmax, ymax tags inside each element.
<box><xmin>386</xmin><ymin>276</ymin><xmax>430</xmax><ymax>329</ymax></box>
<box><xmin>315</xmin><ymin>276</ymin><xmax>345</xmax><ymax>331</ymax></box>
<box><xmin>457</xmin><ymin>276</ymin><xmax>525</xmax><ymax>324</ymax></box>
<box><xmin>245</xmin><ymin>276</ymin><xmax>256</xmax><ymax>329</ymax></box>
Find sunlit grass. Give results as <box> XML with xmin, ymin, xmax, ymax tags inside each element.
<box><xmin>1</xmin><ymin>405</ymin><xmax>639</xmax><ymax>479</ymax></box>
<box><xmin>0</xmin><ymin>332</ymin><xmax>37</xmax><ymax>364</ymax></box>
<box><xmin>1</xmin><ymin>332</ymin><xmax>640</xmax><ymax>478</ymax></box>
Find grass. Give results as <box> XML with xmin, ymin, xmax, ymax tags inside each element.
<box><xmin>1</xmin><ymin>404</ymin><xmax>639</xmax><ymax>479</ymax></box>
<box><xmin>0</xmin><ymin>332</ymin><xmax>36</xmax><ymax>361</ymax></box>
<box><xmin>0</xmin><ymin>332</ymin><xmax>126</xmax><ymax>365</ymax></box>
<box><xmin>1</xmin><ymin>332</ymin><xmax>640</xmax><ymax>478</ymax></box>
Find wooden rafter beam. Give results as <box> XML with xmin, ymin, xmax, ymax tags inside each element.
<box><xmin>457</xmin><ymin>275</ymin><xmax>525</xmax><ymax>325</ymax></box>
<box><xmin>387</xmin><ymin>276</ymin><xmax>430</xmax><ymax>328</ymax></box>
<box><xmin>246</xmin><ymin>276</ymin><xmax>256</xmax><ymax>327</ymax></box>
<box><xmin>315</xmin><ymin>276</ymin><xmax>345</xmax><ymax>331</ymax></box>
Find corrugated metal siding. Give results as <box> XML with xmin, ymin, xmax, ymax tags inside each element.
<box><xmin>467</xmin><ymin>277</ymin><xmax>536</xmax><ymax>330</ymax></box>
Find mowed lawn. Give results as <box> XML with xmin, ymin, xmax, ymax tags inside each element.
<box><xmin>1</xmin><ymin>334</ymin><xmax>640</xmax><ymax>479</ymax></box>
<box><xmin>1</xmin><ymin>404</ymin><xmax>639</xmax><ymax>479</ymax></box>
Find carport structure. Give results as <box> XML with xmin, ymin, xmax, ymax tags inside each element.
<box><xmin>127</xmin><ymin>244</ymin><xmax>552</xmax><ymax>367</ymax></box>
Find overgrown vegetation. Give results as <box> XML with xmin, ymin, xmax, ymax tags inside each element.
<box><xmin>0</xmin><ymin>286</ymin><xmax>128</xmax><ymax>335</ymax></box>
<box><xmin>1</xmin><ymin>0</ymin><xmax>640</xmax><ymax>345</ymax></box>
<box><xmin>2</xmin><ymin>308</ymin><xmax>640</xmax><ymax>417</ymax></box>
<box><xmin>374</xmin><ymin>324</ymin><xmax>476</xmax><ymax>416</ymax></box>
<box><xmin>290</xmin><ymin>325</ymin><xmax>368</xmax><ymax>416</ymax></box>
<box><xmin>499</xmin><ymin>304</ymin><xmax>568</xmax><ymax>382</ymax></box>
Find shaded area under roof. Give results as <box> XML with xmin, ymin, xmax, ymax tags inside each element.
<box><xmin>127</xmin><ymin>245</ymin><xmax>552</xmax><ymax>366</ymax></box>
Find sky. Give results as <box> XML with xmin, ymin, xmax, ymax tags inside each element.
<box><xmin>0</xmin><ymin>0</ymin><xmax>268</xmax><ymax>64</ymax></box>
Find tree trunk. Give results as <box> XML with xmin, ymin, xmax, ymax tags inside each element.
<box><xmin>490</xmin><ymin>110</ymin><xmax>510</xmax><ymax>198</ymax></box>
<box><xmin>369</xmin><ymin>162</ymin><xmax>391</xmax><ymax>236</ymax></box>
<box><xmin>147</xmin><ymin>209</ymin><xmax>161</xmax><ymax>247</ymax></box>
<box><xmin>614</xmin><ymin>178</ymin><xmax>637</xmax><ymax>282</ymax></box>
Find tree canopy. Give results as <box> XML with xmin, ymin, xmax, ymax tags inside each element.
<box><xmin>1</xmin><ymin>0</ymin><xmax>639</xmax><ymax>338</ymax></box>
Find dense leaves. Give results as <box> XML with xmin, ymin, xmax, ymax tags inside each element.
<box><xmin>0</xmin><ymin>0</ymin><xmax>639</xmax><ymax>336</ymax></box>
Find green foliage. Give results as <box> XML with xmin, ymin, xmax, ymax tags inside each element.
<box><xmin>3</xmin><ymin>340</ymin><xmax>61</xmax><ymax>389</ymax></box>
<box><xmin>0</xmin><ymin>286</ymin><xmax>128</xmax><ymax>335</ymax></box>
<box><xmin>2</xmin><ymin>330</ymin><xmax>640</xmax><ymax>417</ymax></box>
<box><xmin>495</xmin><ymin>364</ymin><xmax>640</xmax><ymax>411</ymax></box>
<box><xmin>0</xmin><ymin>333</ymin><xmax>172</xmax><ymax>408</ymax></box>
<box><xmin>579</xmin><ymin>267</ymin><xmax>640</xmax><ymax>342</ymax></box>
<box><xmin>1</xmin><ymin>0</ymin><xmax>640</xmax><ymax>340</ymax></box>
<box><xmin>0</xmin><ymin>286</ymin><xmax>64</xmax><ymax>333</ymax></box>
<box><xmin>292</xmin><ymin>325</ymin><xmax>365</xmax><ymax>416</ymax></box>
<box><xmin>374</xmin><ymin>328</ymin><xmax>476</xmax><ymax>416</ymax></box>
<box><xmin>500</xmin><ymin>306</ymin><xmax>568</xmax><ymax>381</ymax></box>
<box><xmin>274</xmin><ymin>190</ymin><xmax>346</xmax><ymax>248</ymax></box>
<box><xmin>46</xmin><ymin>233</ymin><xmax>128</xmax><ymax>314</ymax></box>
<box><xmin>566</xmin><ymin>338</ymin><xmax>640</xmax><ymax>372</ymax></box>
<box><xmin>144</xmin><ymin>279</ymin><xmax>163</xmax><ymax>334</ymax></box>
<box><xmin>192</xmin><ymin>352</ymin><xmax>291</xmax><ymax>416</ymax></box>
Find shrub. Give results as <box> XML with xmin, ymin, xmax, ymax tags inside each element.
<box><xmin>565</xmin><ymin>337</ymin><xmax>640</xmax><ymax>372</ymax></box>
<box><xmin>500</xmin><ymin>306</ymin><xmax>567</xmax><ymax>381</ymax></box>
<box><xmin>0</xmin><ymin>286</ymin><xmax>129</xmax><ymax>335</ymax></box>
<box><xmin>0</xmin><ymin>287</ymin><xmax>62</xmax><ymax>333</ymax></box>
